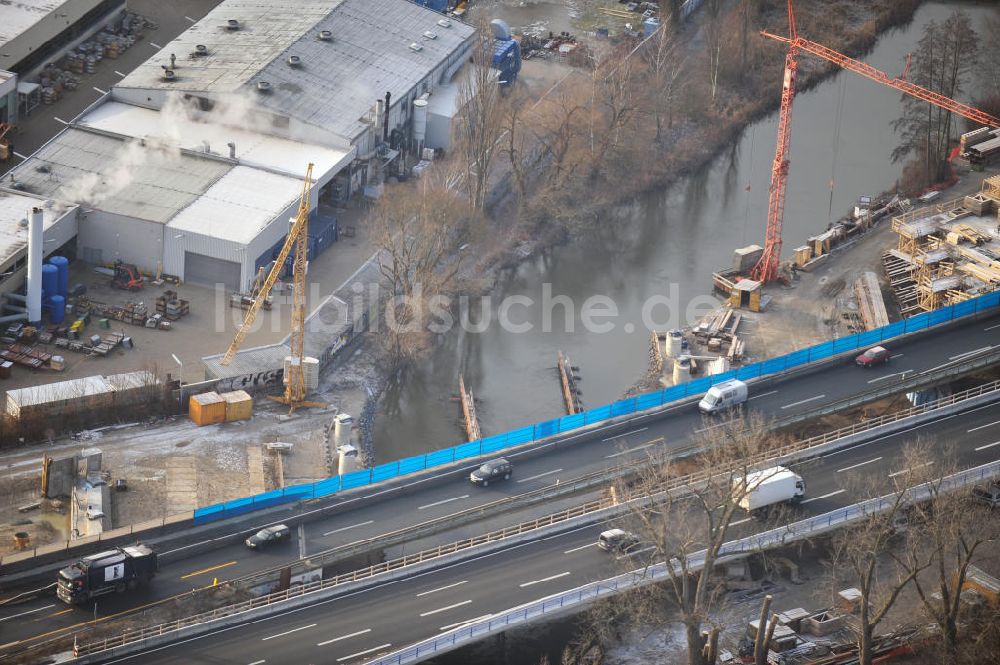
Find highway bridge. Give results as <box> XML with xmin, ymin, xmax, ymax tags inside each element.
<box><xmin>1</xmin><ymin>309</ymin><xmax>998</xmax><ymax>661</ymax></box>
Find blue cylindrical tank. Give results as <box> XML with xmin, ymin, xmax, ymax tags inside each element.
<box><xmin>49</xmin><ymin>256</ymin><xmax>70</xmax><ymax>296</ymax></box>
<box><xmin>50</xmin><ymin>295</ymin><xmax>66</xmax><ymax>324</ymax></box>
<box><xmin>42</xmin><ymin>264</ymin><xmax>58</xmax><ymax>302</ymax></box>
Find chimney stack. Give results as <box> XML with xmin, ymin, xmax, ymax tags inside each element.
<box><xmin>26</xmin><ymin>207</ymin><xmax>43</xmax><ymax>323</ymax></box>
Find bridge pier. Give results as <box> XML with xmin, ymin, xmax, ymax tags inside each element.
<box><xmin>459</xmin><ymin>374</ymin><xmax>482</xmax><ymax>442</ymax></box>
<box><xmin>557</xmin><ymin>351</ymin><xmax>584</xmax><ymax>414</ymax></box>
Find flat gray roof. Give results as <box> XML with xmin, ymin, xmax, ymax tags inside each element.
<box><xmin>8</xmin><ymin>127</ymin><xmax>232</xmax><ymax>224</ymax></box>
<box><xmin>250</xmin><ymin>0</ymin><xmax>475</xmax><ymax>142</ymax></box>
<box><xmin>0</xmin><ymin>0</ymin><xmax>61</xmax><ymax>51</ymax></box>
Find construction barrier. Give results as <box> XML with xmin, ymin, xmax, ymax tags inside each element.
<box><xmin>193</xmin><ymin>290</ymin><xmax>1000</xmax><ymax>524</ymax></box>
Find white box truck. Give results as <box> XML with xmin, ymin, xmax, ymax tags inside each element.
<box><xmin>735</xmin><ymin>466</ymin><xmax>806</xmax><ymax>512</ymax></box>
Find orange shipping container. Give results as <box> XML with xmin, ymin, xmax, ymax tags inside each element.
<box><xmin>220</xmin><ymin>390</ymin><xmax>253</xmax><ymax>422</ymax></box>
<box><xmin>189</xmin><ymin>391</ymin><xmax>226</xmax><ymax>426</ymax></box>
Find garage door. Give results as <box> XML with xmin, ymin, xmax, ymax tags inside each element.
<box><xmin>184</xmin><ymin>252</ymin><xmax>241</xmax><ymax>291</ymax></box>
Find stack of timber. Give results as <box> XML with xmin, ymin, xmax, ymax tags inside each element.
<box><xmin>853</xmin><ymin>272</ymin><xmax>890</xmax><ymax>331</ymax></box>
<box><xmin>0</xmin><ymin>343</ymin><xmax>52</xmax><ymax>369</ymax></box>
<box><xmin>693</xmin><ymin>308</ymin><xmax>745</xmax><ymax>361</ymax></box>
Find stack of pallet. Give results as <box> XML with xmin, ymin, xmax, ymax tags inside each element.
<box><xmin>76</xmin><ymin>298</ymin><xmax>150</xmax><ymax>327</ymax></box>
<box><xmin>156</xmin><ymin>290</ymin><xmax>190</xmax><ymax>321</ymax></box>
<box><xmin>853</xmin><ymin>272</ymin><xmax>890</xmax><ymax>331</ymax></box>
<box><xmin>0</xmin><ymin>344</ymin><xmax>52</xmax><ymax>369</ymax></box>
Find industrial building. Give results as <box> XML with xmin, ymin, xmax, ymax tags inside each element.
<box><xmin>0</xmin><ymin>191</ymin><xmax>77</xmax><ymax>302</ymax></box>
<box><xmin>1</xmin><ymin>0</ymin><xmax>476</xmax><ymax>292</ymax></box>
<box><xmin>4</xmin><ymin>369</ymin><xmax>157</xmax><ymax>420</ymax></box>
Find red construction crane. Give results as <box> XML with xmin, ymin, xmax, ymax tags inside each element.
<box><xmin>751</xmin><ymin>0</ymin><xmax>1000</xmax><ymax>284</ymax></box>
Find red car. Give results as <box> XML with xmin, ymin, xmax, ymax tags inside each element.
<box><xmin>856</xmin><ymin>345</ymin><xmax>890</xmax><ymax>367</ymax></box>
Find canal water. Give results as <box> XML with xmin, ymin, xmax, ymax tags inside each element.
<box><xmin>375</xmin><ymin>1</ymin><xmax>996</xmax><ymax>462</ymax></box>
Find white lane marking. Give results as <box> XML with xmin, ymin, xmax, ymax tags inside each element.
<box><xmin>336</xmin><ymin>644</ymin><xmax>392</xmax><ymax>662</ymax></box>
<box><xmin>564</xmin><ymin>542</ymin><xmax>596</xmax><ymax>554</ymax></box>
<box><xmin>730</xmin><ymin>518</ymin><xmax>752</xmax><ymax>526</ymax></box>
<box><xmin>605</xmin><ymin>441</ymin><xmax>659</xmax><ymax>458</ymax></box>
<box><xmin>975</xmin><ymin>440</ymin><xmax>1000</xmax><ymax>452</ymax></box>
<box><xmin>602</xmin><ymin>427</ymin><xmax>648</xmax><ymax>441</ymax></box>
<box><xmin>801</xmin><ymin>489</ymin><xmax>847</xmax><ymax>504</ymax></box>
<box><xmin>888</xmin><ymin>461</ymin><xmax>933</xmax><ymax>478</ymax></box>
<box><xmin>837</xmin><ymin>457</ymin><xmax>883</xmax><ymax>473</ymax></box>
<box><xmin>113</xmin><ymin>70</ymin><xmax>126</xmax><ymax>77</ymax></box>
<box><xmin>517</xmin><ymin>468</ymin><xmax>563</xmax><ymax>483</ymax></box>
<box><xmin>184</xmin><ymin>15</ymin><xmax>196</xmax><ymax>22</ymax></box>
<box><xmin>248</xmin><ymin>661</ymin><xmax>266</xmax><ymax>665</ymax></box>
<box><xmin>519</xmin><ymin>571</ymin><xmax>571</xmax><ymax>588</ymax></box>
<box><xmin>149</xmin><ymin>42</ymin><xmax>163</xmax><ymax>49</ymax></box>
<box><xmin>93</xmin><ymin>86</ymin><xmax>108</xmax><ymax>95</ymax></box>
<box><xmin>0</xmin><ymin>604</ymin><xmax>55</xmax><ymax>622</ymax></box>
<box><xmin>54</xmin><ymin>117</ymin><xmax>69</xmax><ymax>125</ymax></box>
<box><xmin>949</xmin><ymin>345</ymin><xmax>992</xmax><ymax>361</ymax></box>
<box><xmin>985</xmin><ymin>323</ymin><xmax>1000</xmax><ymax>332</ymax></box>
<box><xmin>969</xmin><ymin>421</ymin><xmax>1000</xmax><ymax>433</ymax></box>
<box><xmin>416</xmin><ymin>580</ymin><xmax>467</xmax><ymax>597</ymax></box>
<box><xmin>440</xmin><ymin>614</ymin><xmax>491</xmax><ymax>631</ymax></box>
<box><xmin>868</xmin><ymin>371</ymin><xmax>911</xmax><ymax>384</ymax></box>
<box><xmin>317</xmin><ymin>628</ymin><xmax>371</xmax><ymax>646</ymax></box>
<box><xmin>323</xmin><ymin>520</ymin><xmax>374</xmax><ymax>536</ymax></box>
<box><xmin>781</xmin><ymin>394</ymin><xmax>826</xmax><ymax>410</ymax></box>
<box><xmin>694</xmin><ymin>419</ymin><xmax>738</xmax><ymax>433</ymax></box>
<box><xmin>418</xmin><ymin>495</ymin><xmax>469</xmax><ymax>510</ymax></box>
<box><xmin>420</xmin><ymin>600</ymin><xmax>473</xmax><ymax>616</ymax></box>
<box><xmin>747</xmin><ymin>390</ymin><xmax>778</xmax><ymax>401</ymax></box>
<box><xmin>261</xmin><ymin>623</ymin><xmax>316</xmax><ymax>641</ymax></box>
<box><xmin>890</xmin><ymin>353</ymin><xmax>904</xmax><ymax>359</ymax></box>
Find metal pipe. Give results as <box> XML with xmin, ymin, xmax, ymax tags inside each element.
<box><xmin>4</xmin><ymin>304</ymin><xmax>27</xmax><ymax>313</ymax></box>
<box><xmin>4</xmin><ymin>292</ymin><xmax>26</xmax><ymax>302</ymax></box>
<box><xmin>0</xmin><ymin>313</ymin><xmax>28</xmax><ymax>323</ymax></box>
<box><xmin>26</xmin><ymin>207</ymin><xmax>43</xmax><ymax>323</ymax></box>
<box><xmin>383</xmin><ymin>91</ymin><xmax>391</xmax><ymax>141</ymax></box>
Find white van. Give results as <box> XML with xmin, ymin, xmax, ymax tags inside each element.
<box><xmin>698</xmin><ymin>379</ymin><xmax>748</xmax><ymax>415</ymax></box>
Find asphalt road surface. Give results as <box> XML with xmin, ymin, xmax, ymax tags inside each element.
<box><xmin>93</xmin><ymin>399</ymin><xmax>1000</xmax><ymax>664</ymax></box>
<box><xmin>1</xmin><ymin>312</ymin><xmax>997</xmax><ymax>646</ymax></box>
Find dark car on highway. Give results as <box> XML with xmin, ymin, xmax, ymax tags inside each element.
<box><xmin>245</xmin><ymin>524</ymin><xmax>292</xmax><ymax>550</ymax></box>
<box><xmin>470</xmin><ymin>458</ymin><xmax>512</xmax><ymax>486</ymax></box>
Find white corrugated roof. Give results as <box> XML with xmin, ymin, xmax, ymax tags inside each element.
<box><xmin>103</xmin><ymin>371</ymin><xmax>160</xmax><ymax>391</ymax></box>
<box><xmin>8</xmin><ymin>127</ymin><xmax>232</xmax><ymax>224</ymax></box>
<box><xmin>0</xmin><ymin>191</ymin><xmax>75</xmax><ymax>267</ymax></box>
<box><xmin>6</xmin><ymin>376</ymin><xmax>113</xmax><ymax>408</ymax></box>
<box><xmin>78</xmin><ymin>100</ymin><xmax>354</xmax><ymax>178</ymax></box>
<box><xmin>0</xmin><ymin>0</ymin><xmax>61</xmax><ymax>50</ymax></box>
<box><xmin>167</xmin><ymin>166</ymin><xmax>302</xmax><ymax>244</ymax></box>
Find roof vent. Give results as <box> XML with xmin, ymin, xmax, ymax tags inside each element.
<box><xmin>408</xmin><ymin>43</ymin><xmax>423</xmax><ymax>52</ymax></box>
<box><xmin>194</xmin><ymin>44</ymin><xmax>208</xmax><ymax>56</ymax></box>
<box><xmin>318</xmin><ymin>30</ymin><xmax>333</xmax><ymax>41</ymax></box>
<box><xmin>227</xmin><ymin>19</ymin><xmax>240</xmax><ymax>30</ymax></box>
<box><xmin>423</xmin><ymin>31</ymin><xmax>437</xmax><ymax>40</ymax></box>
<box><xmin>162</xmin><ymin>69</ymin><xmax>176</xmax><ymax>81</ymax></box>
<box><xmin>437</xmin><ymin>19</ymin><xmax>452</xmax><ymax>28</ymax></box>
<box><xmin>256</xmin><ymin>80</ymin><xmax>272</xmax><ymax>93</ymax></box>
<box><xmin>287</xmin><ymin>55</ymin><xmax>302</xmax><ymax>67</ymax></box>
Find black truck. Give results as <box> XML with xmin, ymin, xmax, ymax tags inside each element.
<box><xmin>56</xmin><ymin>545</ymin><xmax>157</xmax><ymax>604</ymax></box>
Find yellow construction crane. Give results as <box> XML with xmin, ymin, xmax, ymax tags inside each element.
<box><xmin>221</xmin><ymin>163</ymin><xmax>323</xmax><ymax>412</ymax></box>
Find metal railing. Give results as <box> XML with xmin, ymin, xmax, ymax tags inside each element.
<box><xmin>366</xmin><ymin>459</ymin><xmax>1000</xmax><ymax>665</ymax></box>
<box><xmin>70</xmin><ymin>380</ymin><xmax>1000</xmax><ymax>660</ymax></box>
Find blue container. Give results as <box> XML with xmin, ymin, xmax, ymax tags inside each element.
<box><xmin>413</xmin><ymin>0</ymin><xmax>447</xmax><ymax>11</ymax></box>
<box><xmin>50</xmin><ymin>295</ymin><xmax>66</xmax><ymax>324</ymax></box>
<box><xmin>49</xmin><ymin>255</ymin><xmax>70</xmax><ymax>296</ymax></box>
<box><xmin>492</xmin><ymin>39</ymin><xmax>521</xmax><ymax>85</ymax></box>
<box><xmin>643</xmin><ymin>18</ymin><xmax>660</xmax><ymax>37</ymax></box>
<box><xmin>42</xmin><ymin>264</ymin><xmax>58</xmax><ymax>302</ymax></box>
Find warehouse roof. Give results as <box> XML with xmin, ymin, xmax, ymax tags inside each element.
<box><xmin>8</xmin><ymin>127</ymin><xmax>231</xmax><ymax>224</ymax></box>
<box><xmin>0</xmin><ymin>0</ymin><xmax>61</xmax><ymax>51</ymax></box>
<box><xmin>114</xmin><ymin>0</ymin><xmax>474</xmax><ymax>144</ymax></box>
<box><xmin>250</xmin><ymin>0</ymin><xmax>475</xmax><ymax>142</ymax></box>
<box><xmin>78</xmin><ymin>100</ymin><xmax>354</xmax><ymax>179</ymax></box>
<box><xmin>167</xmin><ymin>166</ymin><xmax>302</xmax><ymax>245</ymax></box>
<box><xmin>0</xmin><ymin>191</ymin><xmax>75</xmax><ymax>267</ymax></box>
<box><xmin>115</xmin><ymin>0</ymin><xmax>338</xmax><ymax>94</ymax></box>
<box><xmin>6</xmin><ymin>375</ymin><xmax>113</xmax><ymax>409</ymax></box>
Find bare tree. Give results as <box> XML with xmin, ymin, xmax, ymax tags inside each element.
<box><xmin>455</xmin><ymin>16</ymin><xmax>506</xmax><ymax>211</ymax></box>
<box><xmin>612</xmin><ymin>413</ymin><xmax>785</xmax><ymax>665</ymax></box>
<box><xmin>705</xmin><ymin>0</ymin><xmax>724</xmax><ymax>106</ymax></box>
<box><xmin>642</xmin><ymin>20</ymin><xmax>688</xmax><ymax>141</ymax></box>
<box><xmin>826</xmin><ymin>445</ymin><xmax>935</xmax><ymax>665</ymax></box>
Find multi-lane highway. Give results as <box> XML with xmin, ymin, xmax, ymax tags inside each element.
<box><xmin>0</xmin><ymin>312</ymin><xmax>997</xmax><ymax>648</ymax></box>
<box><xmin>89</xmin><ymin>399</ymin><xmax>1000</xmax><ymax>664</ymax></box>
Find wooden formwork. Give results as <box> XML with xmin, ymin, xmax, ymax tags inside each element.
<box><xmin>982</xmin><ymin>174</ymin><xmax>1000</xmax><ymax>201</ymax></box>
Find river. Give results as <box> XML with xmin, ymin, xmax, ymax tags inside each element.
<box><xmin>374</xmin><ymin>1</ymin><xmax>996</xmax><ymax>463</ymax></box>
